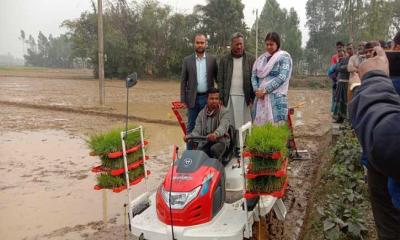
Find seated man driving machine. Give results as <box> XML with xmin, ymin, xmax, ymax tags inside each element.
<box><xmin>184</xmin><ymin>87</ymin><xmax>231</xmax><ymax>160</ymax></box>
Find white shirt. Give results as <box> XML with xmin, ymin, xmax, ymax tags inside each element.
<box><xmin>230</xmin><ymin>57</ymin><xmax>244</xmax><ymax>96</ymax></box>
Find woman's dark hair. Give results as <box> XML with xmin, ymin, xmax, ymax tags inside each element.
<box><xmin>365</xmin><ymin>41</ymin><xmax>380</xmax><ymax>50</ymax></box>
<box><xmin>207</xmin><ymin>87</ymin><xmax>219</xmax><ymax>95</ymax></box>
<box><xmin>265</xmin><ymin>32</ymin><xmax>281</xmax><ymax>49</ymax></box>
<box><xmin>336</xmin><ymin>41</ymin><xmax>345</xmax><ymax>47</ymax></box>
<box><xmin>394</xmin><ymin>31</ymin><xmax>400</xmax><ymax>45</ymax></box>
<box><xmin>379</xmin><ymin>40</ymin><xmax>387</xmax><ymax>48</ymax></box>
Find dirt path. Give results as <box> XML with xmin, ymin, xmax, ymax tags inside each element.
<box><xmin>0</xmin><ymin>69</ymin><xmax>332</xmax><ymax>240</ymax></box>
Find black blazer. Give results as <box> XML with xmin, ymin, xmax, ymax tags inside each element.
<box><xmin>180</xmin><ymin>53</ymin><xmax>218</xmax><ymax>108</ymax></box>
<box><xmin>217</xmin><ymin>52</ymin><xmax>256</xmax><ymax>106</ymax></box>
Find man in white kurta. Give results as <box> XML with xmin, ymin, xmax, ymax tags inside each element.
<box><xmin>217</xmin><ymin>33</ymin><xmax>256</xmax><ymax>148</ymax></box>
<box><xmin>228</xmin><ymin>56</ymin><xmax>251</xmax><ymax>131</ymax></box>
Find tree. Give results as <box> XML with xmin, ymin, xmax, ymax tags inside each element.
<box><xmin>195</xmin><ymin>0</ymin><xmax>247</xmax><ymax>54</ymax></box>
<box><xmin>392</xmin><ymin>0</ymin><xmax>400</xmax><ymax>32</ymax></box>
<box><xmin>23</xmin><ymin>32</ymin><xmax>73</xmax><ymax>68</ymax></box>
<box><xmin>304</xmin><ymin>0</ymin><xmax>341</xmax><ymax>74</ymax></box>
<box><xmin>248</xmin><ymin>0</ymin><xmax>302</xmax><ymax>73</ymax></box>
<box><xmin>19</xmin><ymin>30</ymin><xmax>26</xmax><ymax>55</ymax></box>
<box><xmin>361</xmin><ymin>0</ymin><xmax>393</xmax><ymax>41</ymax></box>
<box><xmin>285</xmin><ymin>8</ymin><xmax>303</xmax><ymax>71</ymax></box>
<box><xmin>62</xmin><ymin>11</ymin><xmax>97</xmax><ymax>69</ymax></box>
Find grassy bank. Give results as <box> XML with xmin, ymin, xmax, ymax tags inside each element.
<box><xmin>301</xmin><ymin>123</ymin><xmax>376</xmax><ymax>240</ymax></box>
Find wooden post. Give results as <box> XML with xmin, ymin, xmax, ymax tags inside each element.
<box><xmin>102</xmin><ymin>189</ymin><xmax>108</xmax><ymax>227</ymax></box>
<box><xmin>255</xmin><ymin>9</ymin><xmax>259</xmax><ymax>59</ymax></box>
<box><xmin>98</xmin><ymin>0</ymin><xmax>105</xmax><ymax>105</ymax></box>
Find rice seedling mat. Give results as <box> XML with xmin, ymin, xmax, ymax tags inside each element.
<box><xmin>91</xmin><ymin>155</ymin><xmax>149</xmax><ymax>176</ymax></box>
<box><xmin>94</xmin><ymin>170</ymin><xmax>151</xmax><ymax>193</ymax></box>
<box><xmin>246</xmin><ymin>157</ymin><xmax>288</xmax><ymax>178</ymax></box>
<box><xmin>244</xmin><ymin>176</ymin><xmax>288</xmax><ymax>199</ymax></box>
<box><xmin>88</xmin><ymin>126</ymin><xmax>150</xmax><ymax>193</ymax></box>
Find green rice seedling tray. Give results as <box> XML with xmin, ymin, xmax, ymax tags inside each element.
<box><xmin>248</xmin><ymin>156</ymin><xmax>284</xmax><ymax>173</ymax></box>
<box><xmin>91</xmin><ymin>156</ymin><xmax>149</xmax><ymax>176</ymax></box>
<box><xmin>107</xmin><ymin>140</ymin><xmax>149</xmax><ymax>159</ymax></box>
<box><xmin>94</xmin><ymin>170</ymin><xmax>150</xmax><ymax>193</ymax></box>
<box><xmin>243</xmin><ymin>151</ymin><xmax>283</xmax><ymax>160</ymax></box>
<box><xmin>100</xmin><ymin>150</ymin><xmax>145</xmax><ymax>169</ymax></box>
<box><xmin>245</xmin><ymin>123</ymin><xmax>290</xmax><ymax>156</ymax></box>
<box><xmin>245</xmin><ymin>176</ymin><xmax>288</xmax><ymax>199</ymax></box>
<box><xmin>87</xmin><ymin>126</ymin><xmax>142</xmax><ymax>156</ymax></box>
<box><xmin>246</xmin><ymin>158</ymin><xmax>288</xmax><ymax>178</ymax></box>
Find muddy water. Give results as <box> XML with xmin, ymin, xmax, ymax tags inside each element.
<box><xmin>0</xmin><ymin>70</ymin><xmax>333</xmax><ymax>239</ymax></box>
<box><xmin>0</xmin><ymin>128</ymin><xmax>181</xmax><ymax>240</ymax></box>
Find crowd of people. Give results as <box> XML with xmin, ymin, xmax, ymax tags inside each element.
<box><xmin>328</xmin><ymin>32</ymin><xmax>400</xmax><ymax>239</ymax></box>
<box><xmin>328</xmin><ymin>32</ymin><xmax>400</xmax><ymax>123</ymax></box>
<box><xmin>181</xmin><ymin>31</ymin><xmax>292</xmax><ymax>157</ymax></box>
<box><xmin>178</xmin><ymin>30</ymin><xmax>400</xmax><ymax>240</ymax></box>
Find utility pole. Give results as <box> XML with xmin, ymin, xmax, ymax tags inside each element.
<box><xmin>255</xmin><ymin>9</ymin><xmax>259</xmax><ymax>59</ymax></box>
<box><xmin>349</xmin><ymin>0</ymin><xmax>354</xmax><ymax>44</ymax></box>
<box><xmin>98</xmin><ymin>0</ymin><xmax>105</xmax><ymax>105</ymax></box>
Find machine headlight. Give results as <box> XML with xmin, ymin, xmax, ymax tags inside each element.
<box><xmin>161</xmin><ymin>185</ymin><xmax>201</xmax><ymax>209</ymax></box>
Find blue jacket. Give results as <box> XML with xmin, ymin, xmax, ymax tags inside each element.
<box><xmin>349</xmin><ymin>70</ymin><xmax>400</xmax><ymax>208</ymax></box>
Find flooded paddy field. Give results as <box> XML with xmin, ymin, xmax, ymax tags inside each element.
<box><xmin>0</xmin><ymin>69</ymin><xmax>331</xmax><ymax>239</ymax></box>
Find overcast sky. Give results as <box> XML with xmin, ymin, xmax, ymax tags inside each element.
<box><xmin>0</xmin><ymin>0</ymin><xmax>308</xmax><ymax>58</ymax></box>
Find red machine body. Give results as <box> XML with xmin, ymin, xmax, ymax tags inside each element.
<box><xmin>156</xmin><ymin>150</ymin><xmax>225</xmax><ymax>226</ymax></box>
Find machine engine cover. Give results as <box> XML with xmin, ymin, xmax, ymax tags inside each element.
<box><xmin>156</xmin><ymin>150</ymin><xmax>225</xmax><ymax>226</ymax></box>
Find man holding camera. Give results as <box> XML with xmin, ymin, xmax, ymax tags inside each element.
<box><xmin>349</xmin><ymin>46</ymin><xmax>400</xmax><ymax>239</ymax></box>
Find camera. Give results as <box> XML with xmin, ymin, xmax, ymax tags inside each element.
<box><xmin>386</xmin><ymin>51</ymin><xmax>400</xmax><ymax>78</ymax></box>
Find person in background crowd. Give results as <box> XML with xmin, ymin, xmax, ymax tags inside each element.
<box><xmin>380</xmin><ymin>40</ymin><xmax>389</xmax><ymax>50</ymax></box>
<box><xmin>393</xmin><ymin>32</ymin><xmax>400</xmax><ymax>51</ymax></box>
<box><xmin>365</xmin><ymin>41</ymin><xmax>381</xmax><ymax>59</ymax></box>
<box><xmin>349</xmin><ymin>46</ymin><xmax>400</xmax><ymax>240</ymax></box>
<box><xmin>331</xmin><ymin>41</ymin><xmax>345</xmax><ymax>64</ymax></box>
<box><xmin>180</xmin><ymin>33</ymin><xmax>218</xmax><ymax>149</ymax></box>
<box><xmin>347</xmin><ymin>41</ymin><xmax>366</xmax><ymax>101</ymax></box>
<box><xmin>390</xmin><ymin>31</ymin><xmax>400</xmax><ymax>94</ymax></box>
<box><xmin>332</xmin><ymin>46</ymin><xmax>351</xmax><ymax>123</ymax></box>
<box><xmin>251</xmin><ymin>32</ymin><xmax>293</xmax><ymax>125</ymax></box>
<box><xmin>328</xmin><ymin>42</ymin><xmax>345</xmax><ymax>117</ymax></box>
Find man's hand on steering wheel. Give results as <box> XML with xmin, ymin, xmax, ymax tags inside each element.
<box><xmin>207</xmin><ymin>133</ymin><xmax>217</xmax><ymax>142</ymax></box>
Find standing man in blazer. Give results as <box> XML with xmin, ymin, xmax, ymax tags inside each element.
<box><xmin>181</xmin><ymin>33</ymin><xmax>218</xmax><ymax>137</ymax></box>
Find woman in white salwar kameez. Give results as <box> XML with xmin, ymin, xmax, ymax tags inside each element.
<box><xmin>251</xmin><ymin>32</ymin><xmax>293</xmax><ymax>126</ymax></box>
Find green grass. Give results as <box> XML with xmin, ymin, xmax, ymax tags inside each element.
<box><xmin>250</xmin><ymin>156</ymin><xmax>284</xmax><ymax>173</ymax></box>
<box><xmin>247</xmin><ymin>176</ymin><xmax>286</xmax><ymax>193</ymax></box>
<box><xmin>246</xmin><ymin>123</ymin><xmax>290</xmax><ymax>155</ymax></box>
<box><xmin>96</xmin><ymin>166</ymin><xmax>145</xmax><ymax>188</ymax></box>
<box><xmin>97</xmin><ymin>173</ymin><xmax>125</xmax><ymax>188</ymax></box>
<box><xmin>87</xmin><ymin>126</ymin><xmax>141</xmax><ymax>156</ymax></box>
<box><xmin>101</xmin><ymin>150</ymin><xmax>144</xmax><ymax>169</ymax></box>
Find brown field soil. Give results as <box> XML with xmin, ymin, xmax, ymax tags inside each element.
<box><xmin>0</xmin><ymin>68</ymin><xmax>332</xmax><ymax>240</ymax></box>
